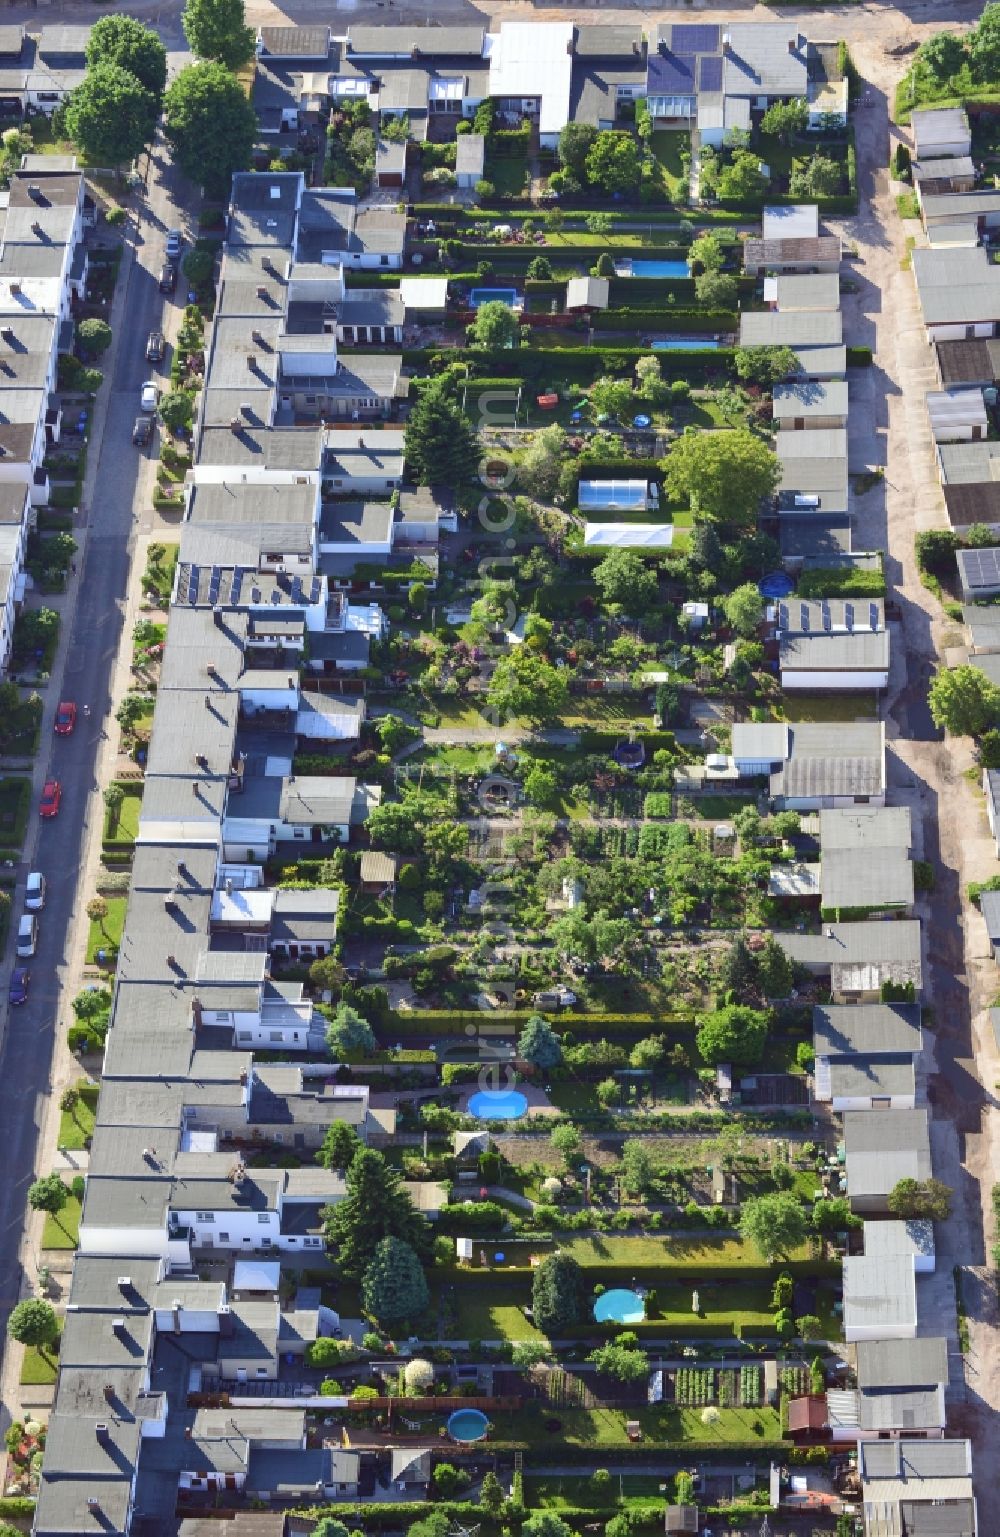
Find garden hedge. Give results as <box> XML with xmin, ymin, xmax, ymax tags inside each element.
<box><xmin>592</xmin><ymin>308</ymin><xmax>738</xmax><ymax>332</ymax></box>
<box><xmin>846</xmin><ymin>345</ymin><xmax>873</xmax><ymax>366</ymax></box>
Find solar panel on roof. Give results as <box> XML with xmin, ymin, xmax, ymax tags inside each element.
<box><xmin>230</xmin><ymin>569</ymin><xmax>243</xmax><ymax>605</ymax></box>
<box><xmin>778</xmin><ymin>602</ymin><xmax>789</xmax><ymax>630</ymax></box>
<box><xmin>648</xmin><ymin>50</ymin><xmax>695</xmax><ymax>92</ymax></box>
<box><xmin>187</xmin><ymin>566</ymin><xmax>199</xmax><ymax>605</ymax></box>
<box><xmin>208</xmin><ymin>569</ymin><xmax>222</xmax><ymax>604</ymax></box>
<box><xmin>699</xmin><ymin>54</ymin><xmax>723</xmax><ymax>91</ymax></box>
<box><xmin>800</xmin><ymin>602</ymin><xmax>810</xmax><ymax>632</ymax></box>
<box><xmin>845</xmin><ymin>601</ymin><xmax>855</xmax><ymax>631</ymax></box>
<box><xmin>869</xmin><ymin>603</ymin><xmax>879</xmax><ymax>632</ymax></box>
<box><xmin>672</xmin><ymin>23</ymin><xmax>719</xmax><ymax>52</ymax></box>
<box><xmin>821</xmin><ymin>600</ymin><xmax>831</xmax><ymax>632</ymax></box>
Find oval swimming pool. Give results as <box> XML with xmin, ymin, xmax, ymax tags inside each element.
<box><xmin>467</xmin><ymin>1089</ymin><xmax>529</xmax><ymax>1120</ymax></box>
<box><xmin>448</xmin><ymin>1408</ymin><xmax>490</xmax><ymax>1442</ymax></box>
<box><xmin>594</xmin><ymin>1288</ymin><xmax>646</xmax><ymax>1325</ymax></box>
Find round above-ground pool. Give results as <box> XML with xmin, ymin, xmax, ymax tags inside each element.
<box><xmin>467</xmin><ymin>1088</ymin><xmax>529</xmax><ymax>1120</ymax></box>
<box><xmin>448</xmin><ymin>1408</ymin><xmax>490</xmax><ymax>1442</ymax></box>
<box><xmin>594</xmin><ymin>1288</ymin><xmax>646</xmax><ymax>1325</ymax></box>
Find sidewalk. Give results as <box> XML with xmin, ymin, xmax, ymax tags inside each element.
<box><xmin>0</xmin><ymin>192</ymin><xmax>157</xmax><ymax>1424</ymax></box>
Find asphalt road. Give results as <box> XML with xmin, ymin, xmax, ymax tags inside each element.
<box><xmin>0</xmin><ymin>117</ymin><xmax>192</xmax><ymax>1411</ymax></box>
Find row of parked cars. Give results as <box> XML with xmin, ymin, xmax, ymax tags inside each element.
<box><xmin>8</xmin><ymin>701</ymin><xmax>75</xmax><ymax>1005</ymax></box>
<box><xmin>134</xmin><ymin>229</ymin><xmax>182</xmax><ymax>449</ymax></box>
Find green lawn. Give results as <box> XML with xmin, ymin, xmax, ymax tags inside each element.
<box><xmin>57</xmin><ymin>1081</ymin><xmax>99</xmax><ymax>1151</ymax></box>
<box><xmin>485</xmin><ymin>155</ymin><xmax>528</xmax><ymax>198</ymax></box>
<box><xmin>490</xmin><ymin>1404</ymin><xmax>782</xmax><ymax>1448</ymax></box>
<box><xmin>141</xmin><ymin>542</ymin><xmax>179</xmax><ymax>605</ymax></box>
<box><xmin>778</xmin><ymin>694</ymin><xmax>880</xmax><ymax>725</ymax></box>
<box><xmin>85</xmin><ymin>895</ymin><xmax>127</xmax><ymax>964</ymax></box>
<box><xmin>649</xmin><ymin>131</ymin><xmax>690</xmax><ymax>202</ymax></box>
<box><xmin>688</xmin><ymin>794</ymin><xmax>754</xmax><ymax>819</ymax></box>
<box><xmin>42</xmin><ymin>1191</ymin><xmax>81</xmax><ymax>1250</ymax></box>
<box><xmin>452</xmin><ymin>1292</ymin><xmax>546</xmax><ymax>1343</ymax></box>
<box><xmin>102</xmin><ymin>788</ymin><xmax>142</xmax><ymax>846</ymax></box>
<box><xmin>0</xmin><ymin>776</ymin><xmax>30</xmax><ymax>849</ymax></box>
<box><xmin>20</xmin><ymin>1343</ymin><xmax>59</xmax><ymax>1385</ymax></box>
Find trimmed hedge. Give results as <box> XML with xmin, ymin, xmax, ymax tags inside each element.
<box><xmin>593</xmin><ymin>308</ymin><xmax>737</xmax><ymax>333</ymax></box>
<box><xmin>847</xmin><ymin>345</ymin><xmax>873</xmax><ymax>366</ymax></box>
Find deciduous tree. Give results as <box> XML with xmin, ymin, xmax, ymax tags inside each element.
<box><xmin>664</xmin><ymin>427</ymin><xmax>780</xmax><ymax>527</ymax></box>
<box><xmin>469</xmin><ymin>298</ymin><xmax>519</xmax><ymax>350</ymax></box>
<box><xmin>887</xmin><ymin>1177</ymin><xmax>953</xmax><ymax>1221</ymax></box>
<box><xmin>325</xmin><ymin>1002</ymin><xmax>377</xmax><ymax>1057</ymax></box>
<box><xmin>7</xmin><ymin>1299</ymin><xmax>59</xmax><ymax>1356</ymax></box>
<box><xmin>486</xmin><ymin>649</ymin><xmax>568</xmax><ymax>723</ymax></box>
<box><xmin>739</xmin><ymin>1192</ymin><xmax>807</xmax><ymax>1262</ymax></box>
<box><xmin>65</xmin><ymin>64</ymin><xmax>155</xmax><ymax>165</ymax></box>
<box><xmin>696</xmin><ymin>1003</ymin><xmax>769</xmax><ymax>1067</ymax></box>
<box><xmin>760</xmin><ymin>98</ymin><xmax>808</xmax><ymax>143</ymax></box>
<box><xmin>733</xmin><ymin>345</ymin><xmax>799</xmax><ymax>386</ymax></box>
<box><xmin>593</xmin><ymin>549</ymin><xmax>658</xmax><ymax>612</ymax></box>
<box><xmin>317</xmin><ymin>1121</ymin><xmax>361</xmax><ymax>1173</ymax></box>
<box><xmin>163</xmin><ymin>62</ymin><xmax>256</xmax><ymax>195</ymax></box>
<box><xmin>585</xmin><ymin>131</ymin><xmax>640</xmax><ymax>194</ymax></box>
<box><xmin>87</xmin><ymin>14</ymin><xmax>167</xmax><ymax>97</ymax></box>
<box><xmin>928</xmin><ymin>664</ymin><xmax>1000</xmax><ymax>737</ymax></box>
<box><xmin>181</xmin><ymin>0</ymin><xmax>255</xmax><ymax>69</ymax></box>
<box><xmin>722</xmin><ymin>582</ymin><xmax>765</xmax><ymax>638</ymax></box>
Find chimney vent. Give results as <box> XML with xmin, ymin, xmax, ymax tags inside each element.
<box><xmin>87</xmin><ymin>1500</ymin><xmax>101</xmax><ymax>1513</ymax></box>
<box><xmin>112</xmin><ymin>1317</ymin><xmax>126</xmax><ymax>1336</ymax></box>
<box><xmin>95</xmin><ymin>1423</ymin><xmax>109</xmax><ymax>1441</ymax></box>
<box><xmin>30</xmin><ymin>221</ymin><xmax>41</xmax><ymax>237</ymax></box>
<box><xmin>103</xmin><ymin>1384</ymin><xmax>115</xmax><ymax>1403</ymax></box>
<box><xmin>191</xmin><ymin>781</ymin><xmax>199</xmax><ymax>795</ymax></box>
<box><xmin>117</xmin><ymin>1275</ymin><xmax>132</xmax><ymax>1290</ymax></box>
<box><xmin>28</xmin><ymin>183</ymin><xmax>41</xmax><ymax>200</ymax></box>
<box><xmin>247</xmin><ymin>354</ymin><xmax>257</xmax><ymax>370</ymax></box>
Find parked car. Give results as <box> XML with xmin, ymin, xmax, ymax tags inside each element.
<box><xmin>133</xmin><ymin>415</ymin><xmax>152</xmax><ymax>447</ymax></box>
<box><xmin>146</xmin><ymin>330</ymin><xmax>164</xmax><ymax>363</ymax></box>
<box><xmin>54</xmin><ymin>700</ymin><xmax>76</xmax><ymax>735</ymax></box>
<box><xmin>165</xmin><ymin>229</ymin><xmax>183</xmax><ymax>259</ymax></box>
<box><xmin>39</xmin><ymin>779</ymin><xmax>61</xmax><ymax>818</ymax></box>
<box><xmin>140</xmin><ymin>382</ymin><xmax>159</xmax><ymax>413</ymax></box>
<box><xmin>8</xmin><ymin>967</ymin><xmax>29</xmax><ymax>1005</ymax></box>
<box><xmin>16</xmin><ymin>913</ymin><xmax>37</xmax><ymax>958</ymax></box>
<box><xmin>159</xmin><ymin>262</ymin><xmax>177</xmax><ymax>293</ymax></box>
<box><xmin>25</xmin><ymin>872</ymin><xmax>46</xmax><ymax>911</ymax></box>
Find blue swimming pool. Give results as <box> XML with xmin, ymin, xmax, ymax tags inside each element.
<box><xmin>469</xmin><ymin>287</ymin><xmax>520</xmax><ymax>308</ymax></box>
<box><xmin>448</xmin><ymin>1409</ymin><xmax>490</xmax><ymax>1442</ymax></box>
<box><xmin>468</xmin><ymin>1088</ymin><xmax>529</xmax><ymax>1120</ymax></box>
<box><xmin>594</xmin><ymin>1288</ymin><xmax>646</xmax><ymax>1325</ymax></box>
<box><xmin>626</xmin><ymin>260</ymin><xmax>691</xmax><ymax>279</ymax></box>
<box><xmin>652</xmin><ymin>339</ymin><xmax>721</xmax><ymax>352</ymax></box>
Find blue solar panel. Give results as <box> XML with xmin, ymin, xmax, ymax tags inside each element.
<box><xmin>672</xmin><ymin>23</ymin><xmax>719</xmax><ymax>53</ymax></box>
<box><xmin>647</xmin><ymin>50</ymin><xmax>695</xmax><ymax>93</ymax></box>
<box><xmin>699</xmin><ymin>54</ymin><xmax>723</xmax><ymax>92</ymax></box>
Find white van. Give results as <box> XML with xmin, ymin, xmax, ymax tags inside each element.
<box><xmin>16</xmin><ymin>913</ymin><xmax>38</xmax><ymax>957</ymax></box>
<box><xmin>25</xmin><ymin>872</ymin><xmax>45</xmax><ymax>911</ymax></box>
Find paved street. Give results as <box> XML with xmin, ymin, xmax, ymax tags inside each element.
<box><xmin>0</xmin><ymin>92</ymin><xmax>194</xmax><ymax>1421</ymax></box>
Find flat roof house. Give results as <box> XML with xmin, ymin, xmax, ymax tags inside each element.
<box><xmin>777</xmin><ymin>920</ymin><xmax>922</xmax><ymax>1003</ymax></box>
<box><xmin>911</xmin><ymin>106</ymin><xmax>972</xmax><ymax>161</ymax></box>
<box><xmin>860</xmin><ymin>1440</ymin><xmax>977</xmax><ymax>1537</ymax></box>
<box><xmin>842</xmin><ymin>1252</ymin><xmax>917</xmax><ymax>1341</ymax></box>
<box><xmin>742</xmin><ymin>233</ymin><xmax>841</xmax><ymax>277</ymax></box>
<box><xmin>772</xmin><ymin>379</ymin><xmax>849</xmax><ymax>431</ymax></box>
<box><xmin>843</xmin><ymin>1107</ymin><xmax>932</xmax><ymax>1214</ymax></box>
<box><xmin>730</xmin><ymin>720</ymin><xmax>886</xmax><ymax>809</ymax></box>
<box><xmin>774</xmin><ymin>595</ymin><xmax>890</xmax><ymax>693</ymax></box>
<box><xmin>957</xmin><ymin>546</ymin><xmax>1000</xmax><ymax>601</ymax></box>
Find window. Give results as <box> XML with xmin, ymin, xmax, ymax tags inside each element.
<box><xmin>218</xmin><ymin>1232</ymin><xmax>230</xmax><ymax>1243</ymax></box>
<box><xmin>238</xmin><ymin>1030</ymin><xmax>253</xmax><ymax>1042</ymax></box>
<box><xmin>269</xmin><ymin>1030</ymin><xmax>283</xmax><ymax>1041</ymax></box>
<box><xmin>257</xmin><ymin>1213</ymin><xmax>271</xmax><ymax>1224</ymax></box>
<box><xmin>196</xmin><ymin>1211</ymin><xmax>214</xmax><ymax>1222</ymax></box>
<box><xmin>256</xmin><ymin>1367</ymin><xmax>268</xmax><ymax>1377</ymax></box>
<box><xmin>274</xmin><ymin>1132</ymin><xmax>284</xmax><ymax>1144</ymax></box>
<box><xmin>380</xmin><ymin>256</ymin><xmax>389</xmax><ymax>266</ymax></box>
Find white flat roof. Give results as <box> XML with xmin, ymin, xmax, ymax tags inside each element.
<box><xmin>488</xmin><ymin>21</ymin><xmax>573</xmax><ymax>137</ymax></box>
<box><xmin>582</xmin><ymin>522</ymin><xmax>675</xmax><ymax>549</ymax></box>
<box><xmin>233</xmin><ymin>1259</ymin><xmax>281</xmax><ymax>1292</ymax></box>
<box><xmin>762</xmin><ymin>204</ymin><xmax>819</xmax><ymax>241</ymax></box>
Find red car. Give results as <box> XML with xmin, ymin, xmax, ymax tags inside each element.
<box><xmin>54</xmin><ymin>701</ymin><xmax>77</xmax><ymax>735</ymax></box>
<box><xmin>39</xmin><ymin>779</ymin><xmax>61</xmax><ymax>818</ymax></box>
